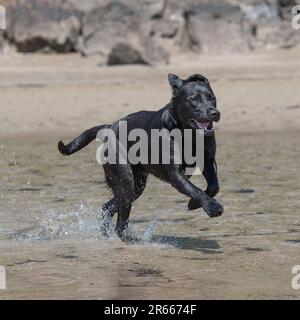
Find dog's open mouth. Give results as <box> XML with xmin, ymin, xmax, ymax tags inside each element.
<box><xmin>189</xmin><ymin>119</ymin><xmax>214</xmax><ymax>134</ymax></box>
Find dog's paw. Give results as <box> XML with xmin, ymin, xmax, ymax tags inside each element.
<box><xmin>58</xmin><ymin>141</ymin><xmax>68</xmax><ymax>156</ymax></box>
<box><xmin>188</xmin><ymin>198</ymin><xmax>202</xmax><ymax>210</ymax></box>
<box><xmin>202</xmin><ymin>199</ymin><xmax>223</xmax><ymax>218</ymax></box>
<box><xmin>116</xmin><ymin>228</ymin><xmax>139</xmax><ymax>244</ymax></box>
<box><xmin>119</xmin><ymin>233</ymin><xmax>139</xmax><ymax>244</ymax></box>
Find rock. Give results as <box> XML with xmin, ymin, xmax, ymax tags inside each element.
<box><xmin>144</xmin><ymin>0</ymin><xmax>167</xmax><ymax>19</ymax></box>
<box><xmin>150</xmin><ymin>19</ymin><xmax>180</xmax><ymax>38</ymax></box>
<box><xmin>1</xmin><ymin>0</ymin><xmax>300</xmax><ymax>59</ymax></box>
<box><xmin>79</xmin><ymin>0</ymin><xmax>169</xmax><ymax>65</ymax></box>
<box><xmin>107</xmin><ymin>37</ymin><xmax>169</xmax><ymax>66</ymax></box>
<box><xmin>6</xmin><ymin>0</ymin><xmax>82</xmax><ymax>52</ymax></box>
<box><xmin>107</xmin><ymin>43</ymin><xmax>147</xmax><ymax>65</ymax></box>
<box><xmin>180</xmin><ymin>1</ymin><xmax>248</xmax><ymax>53</ymax></box>
<box><xmin>240</xmin><ymin>0</ymin><xmax>300</xmax><ymax>50</ymax></box>
<box><xmin>278</xmin><ymin>0</ymin><xmax>297</xmax><ymax>19</ymax></box>
<box><xmin>79</xmin><ymin>1</ymin><xmax>140</xmax><ymax>57</ymax></box>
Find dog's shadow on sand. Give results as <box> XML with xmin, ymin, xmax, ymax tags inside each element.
<box><xmin>151</xmin><ymin>235</ymin><xmax>222</xmax><ymax>254</ymax></box>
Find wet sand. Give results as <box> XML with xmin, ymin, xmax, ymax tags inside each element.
<box><xmin>0</xmin><ymin>50</ymin><xmax>300</xmax><ymax>299</ymax></box>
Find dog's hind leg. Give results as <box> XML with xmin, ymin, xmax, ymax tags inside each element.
<box><xmin>101</xmin><ymin>165</ymin><xmax>148</xmax><ymax>218</ymax></box>
<box><xmin>132</xmin><ymin>165</ymin><xmax>149</xmax><ymax>200</ymax></box>
<box><xmin>103</xmin><ymin>163</ymin><xmax>135</xmax><ymax>240</ymax></box>
<box><xmin>101</xmin><ymin>199</ymin><xmax>117</xmax><ymax>217</ymax></box>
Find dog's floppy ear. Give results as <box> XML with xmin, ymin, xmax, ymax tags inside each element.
<box><xmin>185</xmin><ymin>74</ymin><xmax>209</xmax><ymax>84</ymax></box>
<box><xmin>168</xmin><ymin>73</ymin><xmax>183</xmax><ymax>95</ymax></box>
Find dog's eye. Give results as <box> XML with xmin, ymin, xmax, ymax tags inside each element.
<box><xmin>190</xmin><ymin>95</ymin><xmax>202</xmax><ymax>103</ymax></box>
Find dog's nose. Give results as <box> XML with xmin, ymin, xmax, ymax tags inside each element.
<box><xmin>208</xmin><ymin>108</ymin><xmax>220</xmax><ymax>121</ymax></box>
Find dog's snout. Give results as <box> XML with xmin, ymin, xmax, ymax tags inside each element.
<box><xmin>208</xmin><ymin>108</ymin><xmax>220</xmax><ymax>121</ymax></box>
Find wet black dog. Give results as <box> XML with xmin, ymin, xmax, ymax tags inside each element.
<box><xmin>58</xmin><ymin>74</ymin><xmax>223</xmax><ymax>239</ymax></box>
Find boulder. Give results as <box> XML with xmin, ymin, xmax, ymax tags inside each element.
<box><xmin>180</xmin><ymin>1</ymin><xmax>248</xmax><ymax>53</ymax></box>
<box><xmin>143</xmin><ymin>0</ymin><xmax>167</xmax><ymax>19</ymax></box>
<box><xmin>78</xmin><ymin>0</ymin><xmax>169</xmax><ymax>65</ymax></box>
<box><xmin>240</xmin><ymin>0</ymin><xmax>300</xmax><ymax>50</ymax></box>
<box><xmin>278</xmin><ymin>0</ymin><xmax>297</xmax><ymax>19</ymax></box>
<box><xmin>1</xmin><ymin>0</ymin><xmax>299</xmax><ymax>60</ymax></box>
<box><xmin>150</xmin><ymin>18</ymin><xmax>180</xmax><ymax>38</ymax></box>
<box><xmin>107</xmin><ymin>43</ymin><xmax>147</xmax><ymax>65</ymax></box>
<box><xmin>6</xmin><ymin>0</ymin><xmax>82</xmax><ymax>52</ymax></box>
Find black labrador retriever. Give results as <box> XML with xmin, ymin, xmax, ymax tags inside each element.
<box><xmin>58</xmin><ymin>74</ymin><xmax>223</xmax><ymax>239</ymax></box>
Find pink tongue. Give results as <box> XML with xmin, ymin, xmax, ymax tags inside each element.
<box><xmin>197</xmin><ymin>122</ymin><xmax>210</xmax><ymax>129</ymax></box>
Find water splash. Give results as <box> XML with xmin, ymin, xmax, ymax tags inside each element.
<box><xmin>142</xmin><ymin>220</ymin><xmax>159</xmax><ymax>242</ymax></box>
<box><xmin>4</xmin><ymin>204</ymin><xmax>162</xmax><ymax>244</ymax></box>
<box><xmin>5</xmin><ymin>203</ymin><xmax>102</xmax><ymax>241</ymax></box>
<box><xmin>99</xmin><ymin>208</ymin><xmax>117</xmax><ymax>241</ymax></box>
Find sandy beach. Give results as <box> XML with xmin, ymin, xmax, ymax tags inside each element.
<box><xmin>0</xmin><ymin>49</ymin><xmax>300</xmax><ymax>299</ymax></box>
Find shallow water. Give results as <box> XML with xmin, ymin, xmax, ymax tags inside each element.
<box><xmin>0</xmin><ymin>131</ymin><xmax>300</xmax><ymax>299</ymax></box>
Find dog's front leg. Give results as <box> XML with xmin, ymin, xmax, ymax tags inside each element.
<box><xmin>188</xmin><ymin>159</ymin><xmax>220</xmax><ymax>210</ymax></box>
<box><xmin>168</xmin><ymin>167</ymin><xmax>223</xmax><ymax>217</ymax></box>
<box><xmin>204</xmin><ymin>159</ymin><xmax>219</xmax><ymax>197</ymax></box>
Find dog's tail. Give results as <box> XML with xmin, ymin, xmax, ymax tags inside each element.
<box><xmin>58</xmin><ymin>124</ymin><xmax>110</xmax><ymax>156</ymax></box>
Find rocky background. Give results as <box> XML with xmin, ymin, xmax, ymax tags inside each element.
<box><xmin>0</xmin><ymin>0</ymin><xmax>299</xmax><ymax>65</ymax></box>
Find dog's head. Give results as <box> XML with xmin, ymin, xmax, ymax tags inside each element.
<box><xmin>168</xmin><ymin>73</ymin><xmax>220</xmax><ymax>133</ymax></box>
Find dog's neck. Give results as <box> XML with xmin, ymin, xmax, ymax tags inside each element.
<box><xmin>161</xmin><ymin>102</ymin><xmax>180</xmax><ymax>130</ymax></box>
